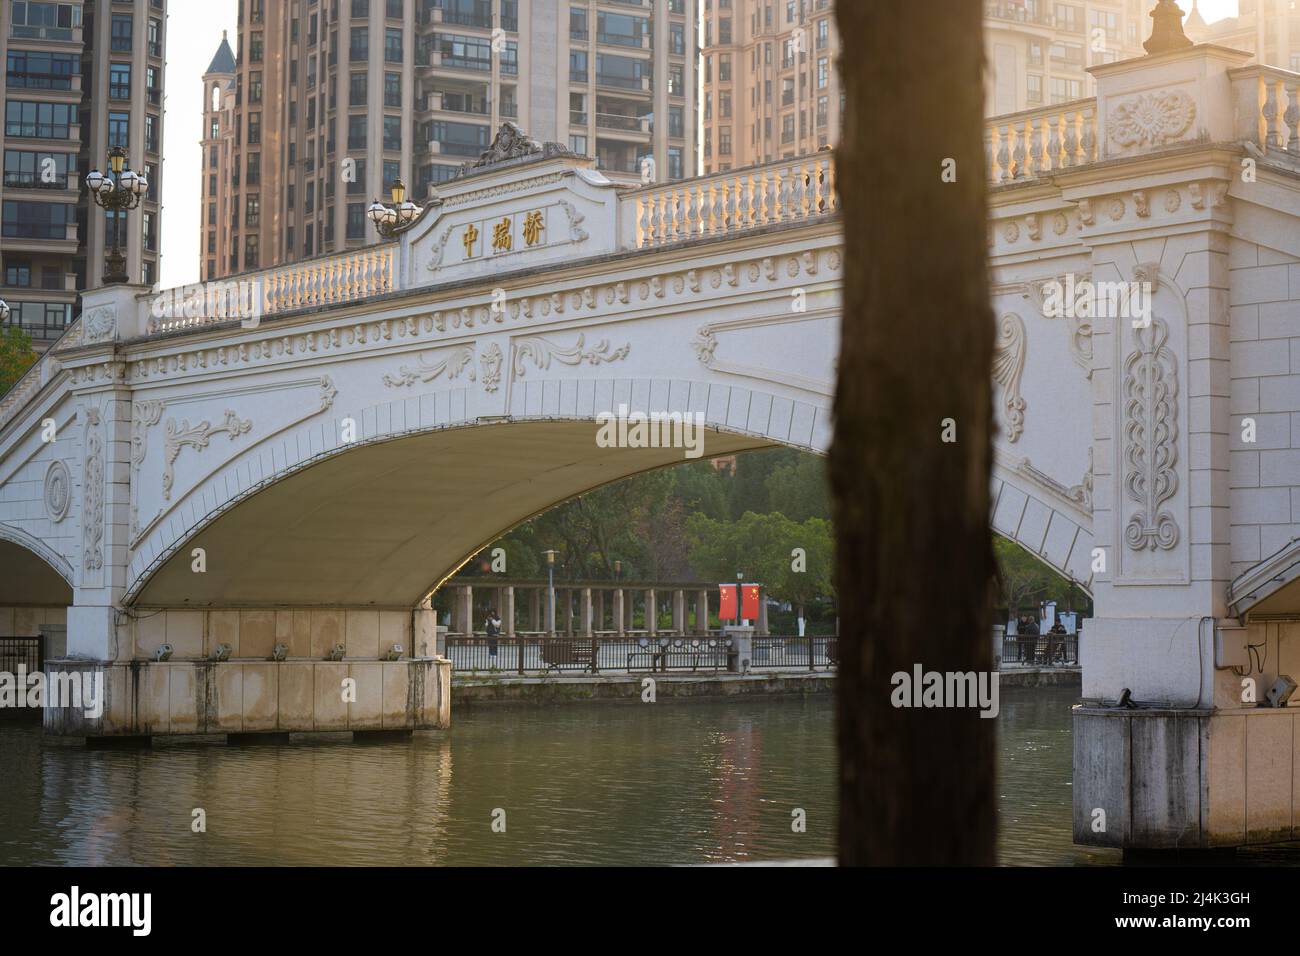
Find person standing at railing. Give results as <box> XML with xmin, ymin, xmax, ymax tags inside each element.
<box><xmin>486</xmin><ymin>608</ymin><xmax>502</xmax><ymax>659</ymax></box>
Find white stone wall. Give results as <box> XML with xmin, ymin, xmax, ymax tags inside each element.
<box><xmin>128</xmin><ymin>608</ymin><xmax>413</xmax><ymax>662</ymax></box>
<box><xmin>1228</xmin><ymin>236</ymin><xmax>1300</xmax><ymax>578</ymax></box>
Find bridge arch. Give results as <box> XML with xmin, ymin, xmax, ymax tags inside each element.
<box><xmin>0</xmin><ymin>522</ymin><xmax>75</xmax><ymax>605</ymax></box>
<box><xmin>124</xmin><ymin>376</ymin><xmax>830</xmax><ymax>607</ymax></box>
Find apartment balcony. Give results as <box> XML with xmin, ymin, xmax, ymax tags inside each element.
<box><xmin>597</xmin><ymin>31</ymin><xmax>652</xmax><ymax>52</ymax></box>
<box><xmin>424</xmin><ymin>90</ymin><xmax>491</xmax><ymax>118</ymax></box>
<box><xmin>594</xmin><ymin>74</ymin><xmax>651</xmax><ymax>94</ymax></box>
<box><xmin>0</xmin><ymin>222</ymin><xmax>79</xmax><ymax>255</ymax></box>
<box><xmin>420</xmin><ymin>50</ymin><xmax>492</xmax><ymax>74</ymax></box>
<box><xmin>424</xmin><ymin>8</ymin><xmax>494</xmax><ymax>30</ymax></box>
<box><xmin>426</xmin><ymin>138</ymin><xmax>488</xmax><ymax>159</ymax></box>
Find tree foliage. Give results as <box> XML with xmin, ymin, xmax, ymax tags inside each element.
<box><xmin>0</xmin><ymin>325</ymin><xmax>37</xmax><ymax>396</ymax></box>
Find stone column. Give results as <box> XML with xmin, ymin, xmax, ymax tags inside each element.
<box><xmin>626</xmin><ymin>589</ymin><xmax>636</xmax><ymax>631</ymax></box>
<box><xmin>695</xmin><ymin>589</ymin><xmax>709</xmax><ymax>634</ymax></box>
<box><xmin>580</xmin><ymin>587</ymin><xmax>593</xmax><ymax>637</ymax></box>
<box><xmin>594</xmin><ymin>589</ymin><xmax>605</xmax><ymax>632</ymax></box>
<box><xmin>614</xmin><ymin>588</ymin><xmax>625</xmax><ymax>635</ymax></box>
<box><xmin>758</xmin><ymin>589</ymin><xmax>770</xmax><ymax>636</ymax></box>
<box><xmin>503</xmin><ymin>586</ymin><xmax>515</xmax><ymax>637</ymax></box>
<box><xmin>458</xmin><ymin>585</ymin><xmax>474</xmax><ymax>636</ymax></box>
<box><xmin>672</xmin><ymin>589</ymin><xmax>685</xmax><ymax>635</ymax></box>
<box><xmin>564</xmin><ymin>589</ymin><xmax>574</xmax><ymax>636</ymax></box>
<box><xmin>645</xmin><ymin>588</ymin><xmax>657</xmax><ymax>635</ymax></box>
<box><xmin>529</xmin><ymin>587</ymin><xmax>541</xmax><ymax>632</ymax></box>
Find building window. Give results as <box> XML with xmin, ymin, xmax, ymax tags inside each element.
<box><xmin>244</xmin><ymin>235</ymin><xmax>259</xmax><ymax>269</ymax></box>
<box><xmin>347</xmin><ymin>202</ymin><xmax>366</xmax><ymax>239</ymax></box>
<box><xmin>145</xmin><ymin>114</ymin><xmax>159</xmax><ymax>153</ymax></box>
<box><xmin>248</xmin><ymin>112</ymin><xmax>261</xmax><ymax>145</ymax></box>
<box><xmin>348</xmin><ymin>115</ymin><xmax>366</xmax><ymax>149</ymax></box>
<box><xmin>6</xmin><ymin>51</ymin><xmax>80</xmax><ymax>90</ymax></box>
<box><xmin>3</xmin><ymin>150</ymin><xmax>70</xmax><ymax>189</ymax></box>
<box><xmin>2</xmin><ymin>200</ymin><xmax>72</xmax><ymax>239</ymax></box>
<box><xmin>352</xmin><ymin>27</ymin><xmax>369</xmax><ymax>61</ymax></box>
<box><xmin>111</xmin><ymin>14</ymin><xmax>133</xmax><ymax>52</ymax></box>
<box><xmin>350</xmin><ymin>73</ymin><xmax>367</xmax><ymax>105</ymax></box>
<box><xmin>383</xmin><ymin>115</ymin><xmax>401</xmax><ymax>151</ymax></box>
<box><xmin>1027</xmin><ymin>74</ymin><xmax>1042</xmax><ymax>105</ymax></box>
<box><xmin>246</xmin><ymin>195</ymin><xmax>260</xmax><ymax>226</ymax></box>
<box><xmin>143</xmin><ymin>212</ymin><xmax>156</xmax><ymax>251</ymax></box>
<box><xmin>385</xmin><ymin>28</ymin><xmax>403</xmax><ymax>62</ymax></box>
<box><xmin>250</xmin><ymin>32</ymin><xmax>264</xmax><ymax>63</ymax></box>
<box><xmin>5</xmin><ymin>101</ymin><xmax>75</xmax><ymax>140</ymax></box>
<box><xmin>384</xmin><ymin>72</ymin><xmax>401</xmax><ymax>107</ymax></box>
<box><xmin>108</xmin><ymin>111</ymin><xmax>129</xmax><ymax>148</ymax></box>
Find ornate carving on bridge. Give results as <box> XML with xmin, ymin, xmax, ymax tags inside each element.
<box><xmin>1107</xmin><ymin>90</ymin><xmax>1196</xmax><ymax>150</ymax></box>
<box><xmin>467</xmin><ymin>122</ymin><xmax>573</xmax><ymax>171</ymax></box>
<box><xmin>82</xmin><ymin>406</ymin><xmax>104</xmax><ymax>572</ymax></box>
<box><xmin>1066</xmin><ymin>448</ymin><xmax>1094</xmax><ymax>514</ymax></box>
<box><xmin>44</xmin><ymin>460</ymin><xmax>71</xmax><ymax>523</ymax></box>
<box><xmin>556</xmin><ymin>200</ymin><xmax>588</xmax><ymax>242</ymax></box>
<box><xmin>130</xmin><ymin>399</ymin><xmax>165</xmax><ymax>539</ymax></box>
<box><xmin>162</xmin><ymin>411</ymin><xmax>253</xmax><ymax>501</ymax></box>
<box><xmin>993</xmin><ymin>313</ymin><xmax>1027</xmax><ymax>443</ymax></box>
<box><xmin>382</xmin><ymin>346</ymin><xmax>475</xmax><ymax>388</ymax></box>
<box><xmin>480</xmin><ymin>343</ymin><xmax>503</xmax><ymax>392</ymax></box>
<box><xmin>691</xmin><ymin>328</ymin><xmax>719</xmax><ymax>367</ymax></box>
<box><xmin>82</xmin><ymin>305</ymin><xmax>117</xmax><ymax>344</ymax></box>
<box><xmin>1123</xmin><ymin>316</ymin><xmax>1181</xmax><ymax>551</ymax></box>
<box><xmin>512</xmin><ymin>333</ymin><xmax>630</xmax><ymax>378</ymax></box>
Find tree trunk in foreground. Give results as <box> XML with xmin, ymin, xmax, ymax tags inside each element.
<box><xmin>833</xmin><ymin>3</ymin><xmax>996</xmax><ymax>865</ymax></box>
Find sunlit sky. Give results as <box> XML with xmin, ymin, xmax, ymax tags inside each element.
<box><xmin>157</xmin><ymin>1</ymin><xmax>1244</xmax><ymax>288</ymax></box>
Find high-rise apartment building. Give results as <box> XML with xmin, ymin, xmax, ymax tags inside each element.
<box><xmin>1184</xmin><ymin>0</ymin><xmax>1300</xmax><ymax>71</ymax></box>
<box><xmin>202</xmin><ymin>0</ymin><xmax>698</xmax><ymax>282</ymax></box>
<box><xmin>698</xmin><ymin>0</ymin><xmax>841</xmax><ymax>173</ymax></box>
<box><xmin>984</xmin><ymin>1</ymin><xmax>1149</xmax><ymax>116</ymax></box>
<box><xmin>1</xmin><ymin>0</ymin><xmax>167</xmax><ymax>349</ymax></box>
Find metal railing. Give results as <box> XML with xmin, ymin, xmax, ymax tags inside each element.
<box><xmin>447</xmin><ymin>634</ymin><xmax>733</xmax><ymax>675</ymax></box>
<box><xmin>0</xmin><ymin>637</ymin><xmax>43</xmax><ymax>721</ymax></box>
<box><xmin>1000</xmin><ymin>634</ymin><xmax>1078</xmax><ymax>666</ymax></box>
<box><xmin>749</xmin><ymin>635</ymin><xmax>837</xmax><ymax>670</ymax></box>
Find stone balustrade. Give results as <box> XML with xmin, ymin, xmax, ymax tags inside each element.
<box><xmin>145</xmin><ymin>243</ymin><xmax>398</xmax><ymax>335</ymax></box>
<box><xmin>622</xmin><ymin>154</ymin><xmax>838</xmax><ymax>249</ymax></box>
<box><xmin>985</xmin><ymin>98</ymin><xmax>1098</xmax><ymax>185</ymax></box>
<box><xmin>1231</xmin><ymin>64</ymin><xmax>1300</xmax><ymax>155</ymax></box>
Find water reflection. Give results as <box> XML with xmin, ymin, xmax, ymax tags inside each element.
<box><xmin>3</xmin><ymin>689</ymin><xmax>1298</xmax><ymax>865</ymax></box>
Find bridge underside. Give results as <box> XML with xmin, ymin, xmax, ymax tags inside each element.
<box><xmin>133</xmin><ymin>420</ymin><xmax>773</xmax><ymax>608</ymax></box>
<box><xmin>0</xmin><ymin>539</ymin><xmax>71</xmax><ymax>606</ymax></box>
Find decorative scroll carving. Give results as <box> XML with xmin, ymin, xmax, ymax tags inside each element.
<box><xmin>468</xmin><ymin>122</ymin><xmax>573</xmax><ymax>169</ymax></box>
<box><xmin>1123</xmin><ymin>316</ymin><xmax>1180</xmax><ymax>551</ymax></box>
<box><xmin>426</xmin><ymin>227</ymin><xmax>454</xmax><ymax>272</ymax></box>
<box><xmin>1107</xmin><ymin>90</ymin><xmax>1196</xmax><ymax>150</ymax></box>
<box><xmin>163</xmin><ymin>410</ymin><xmax>252</xmax><ymax>501</ymax></box>
<box><xmin>1066</xmin><ymin>448</ymin><xmax>1094</xmax><ymax>514</ymax></box>
<box><xmin>82</xmin><ymin>407</ymin><xmax>103</xmax><ymax>571</ymax></box>
<box><xmin>318</xmin><ymin>376</ymin><xmax>338</xmax><ymax>412</ymax></box>
<box><xmin>691</xmin><ymin>328</ymin><xmax>719</xmax><ymax>367</ymax></box>
<box><xmin>480</xmin><ymin>343</ymin><xmax>503</xmax><ymax>392</ymax></box>
<box><xmin>993</xmin><ymin>313</ymin><xmax>1027</xmax><ymax>443</ymax></box>
<box><xmin>383</xmin><ymin>346</ymin><xmax>475</xmax><ymax>388</ymax></box>
<box><xmin>513</xmin><ymin>333</ymin><xmax>630</xmax><ymax>378</ymax></box>
<box><xmin>557</xmin><ymin>200</ymin><xmax>588</xmax><ymax>242</ymax></box>
<box><xmin>83</xmin><ymin>306</ymin><xmax>117</xmax><ymax>344</ymax></box>
<box><xmin>44</xmin><ymin>460</ymin><xmax>71</xmax><ymax>523</ymax></box>
<box><xmin>129</xmin><ymin>399</ymin><xmax>164</xmax><ymax>538</ymax></box>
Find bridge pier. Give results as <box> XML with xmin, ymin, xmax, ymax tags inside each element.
<box><xmin>44</xmin><ymin>607</ymin><xmax>450</xmax><ymax>739</ymax></box>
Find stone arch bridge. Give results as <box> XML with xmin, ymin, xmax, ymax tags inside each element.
<box><xmin>4</xmin><ymin>45</ymin><xmax>1300</xmax><ymax>852</ymax></box>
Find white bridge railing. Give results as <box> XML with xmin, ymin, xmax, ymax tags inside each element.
<box><xmin>1231</xmin><ymin>64</ymin><xmax>1300</xmax><ymax>156</ymax></box>
<box><xmin>985</xmin><ymin>98</ymin><xmax>1098</xmax><ymax>185</ymax></box>
<box><xmin>146</xmin><ymin>244</ymin><xmax>397</xmax><ymax>334</ymax></box>
<box><xmin>622</xmin><ymin>154</ymin><xmax>838</xmax><ymax>249</ymax></box>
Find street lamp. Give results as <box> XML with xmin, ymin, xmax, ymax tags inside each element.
<box><xmin>85</xmin><ymin>146</ymin><xmax>147</xmax><ymax>285</ymax></box>
<box><xmin>735</xmin><ymin>570</ymin><xmax>744</xmax><ymax>626</ymax></box>
<box><xmin>367</xmin><ymin>178</ymin><xmax>425</xmax><ymax>238</ymax></box>
<box><xmin>544</xmin><ymin>549</ymin><xmax>558</xmax><ymax>636</ymax></box>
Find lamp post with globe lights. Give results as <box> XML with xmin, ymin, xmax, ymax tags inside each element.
<box><xmin>367</xmin><ymin>179</ymin><xmax>425</xmax><ymax>239</ymax></box>
<box><xmin>85</xmin><ymin>146</ymin><xmax>147</xmax><ymax>285</ymax></box>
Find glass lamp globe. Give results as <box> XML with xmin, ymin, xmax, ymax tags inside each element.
<box><xmin>118</xmin><ymin>169</ymin><xmax>139</xmax><ymax>194</ymax></box>
<box><xmin>367</xmin><ymin>200</ymin><xmax>387</xmax><ymax>225</ymax></box>
<box><xmin>398</xmin><ymin>200</ymin><xmax>419</xmax><ymax>223</ymax></box>
<box><xmin>85</xmin><ymin>169</ymin><xmax>105</xmax><ymax>193</ymax></box>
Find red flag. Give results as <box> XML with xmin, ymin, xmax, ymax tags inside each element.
<box><xmin>741</xmin><ymin>584</ymin><xmax>761</xmax><ymax>620</ymax></box>
<box><xmin>718</xmin><ymin>584</ymin><xmax>738</xmax><ymax>620</ymax></box>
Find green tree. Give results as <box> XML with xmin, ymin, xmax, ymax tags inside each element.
<box><xmin>0</xmin><ymin>325</ymin><xmax>37</xmax><ymax>395</ymax></box>
<box><xmin>765</xmin><ymin>454</ymin><xmax>831</xmax><ymax>522</ymax></box>
<box><xmin>993</xmin><ymin>536</ymin><xmax>1091</xmax><ymax>619</ymax></box>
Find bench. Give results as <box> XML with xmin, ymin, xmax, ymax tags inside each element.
<box><xmin>541</xmin><ymin>639</ymin><xmax>595</xmax><ymax>673</ymax></box>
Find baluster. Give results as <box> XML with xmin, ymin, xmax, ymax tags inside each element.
<box><xmin>984</xmin><ymin>127</ymin><xmax>994</xmax><ymax>185</ymax></box>
<box><xmin>1063</xmin><ymin>110</ymin><xmax>1079</xmax><ymax>167</ymax></box>
<box><xmin>1012</xmin><ymin>120</ymin><xmax>1028</xmax><ymax>179</ymax></box>
<box><xmin>995</xmin><ymin>124</ymin><xmax>1010</xmax><ymax>184</ymax></box>
<box><xmin>1081</xmin><ymin>108</ymin><xmax>1096</xmax><ymax>164</ymax></box>
<box><xmin>721</xmin><ymin>179</ymin><xmax>734</xmax><ymax>232</ymax></box>
<box><xmin>636</xmin><ymin>195</ymin><xmax>649</xmax><ymax>247</ymax></box>
<box><xmin>797</xmin><ymin>163</ymin><xmax>810</xmax><ymax>218</ymax></box>
<box><xmin>1286</xmin><ymin>79</ymin><xmax>1299</xmax><ymax>156</ymax></box>
<box><xmin>1046</xmin><ymin>114</ymin><xmax>1061</xmax><ymax>173</ymax></box>
<box><xmin>1264</xmin><ymin>78</ymin><xmax>1282</xmax><ymax>149</ymax></box>
<box><xmin>658</xmin><ymin>191</ymin><xmax>670</xmax><ymax>242</ymax></box>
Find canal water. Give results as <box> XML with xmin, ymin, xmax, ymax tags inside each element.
<box><xmin>0</xmin><ymin>686</ymin><xmax>1295</xmax><ymax>866</ymax></box>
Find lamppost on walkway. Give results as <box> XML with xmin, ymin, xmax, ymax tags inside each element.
<box><xmin>544</xmin><ymin>549</ymin><xmax>558</xmax><ymax>636</ymax></box>
<box><xmin>735</xmin><ymin>570</ymin><xmax>743</xmax><ymax>626</ymax></box>
<box><xmin>367</xmin><ymin>179</ymin><xmax>423</xmax><ymax>238</ymax></box>
<box><xmin>85</xmin><ymin>146</ymin><xmax>147</xmax><ymax>285</ymax></box>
